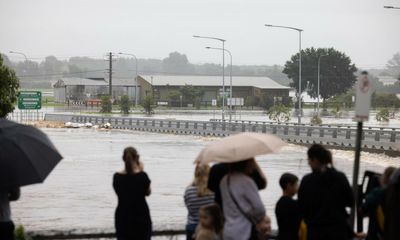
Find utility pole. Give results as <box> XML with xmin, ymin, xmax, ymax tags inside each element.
<box><xmin>109</xmin><ymin>52</ymin><xmax>113</xmax><ymax>98</ymax></box>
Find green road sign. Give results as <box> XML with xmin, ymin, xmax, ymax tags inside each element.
<box><xmin>18</xmin><ymin>91</ymin><xmax>42</xmax><ymax>110</ymax></box>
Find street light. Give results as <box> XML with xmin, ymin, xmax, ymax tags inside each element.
<box><xmin>317</xmin><ymin>54</ymin><xmax>328</xmax><ymax>116</ymax></box>
<box><xmin>206</xmin><ymin>46</ymin><xmax>233</xmax><ymax>121</ymax></box>
<box><xmin>193</xmin><ymin>35</ymin><xmax>227</xmax><ymax>120</ymax></box>
<box><xmin>118</xmin><ymin>52</ymin><xmax>139</xmax><ymax>106</ymax></box>
<box><xmin>384</xmin><ymin>5</ymin><xmax>400</xmax><ymax>9</ymax></box>
<box><xmin>9</xmin><ymin>51</ymin><xmax>28</xmax><ymax>61</ymax></box>
<box><xmin>264</xmin><ymin>24</ymin><xmax>304</xmax><ymax>124</ymax></box>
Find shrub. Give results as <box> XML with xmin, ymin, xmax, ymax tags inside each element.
<box><xmin>310</xmin><ymin>114</ymin><xmax>322</xmax><ymax>125</ymax></box>
<box><xmin>268</xmin><ymin>104</ymin><xmax>291</xmax><ymax>123</ymax></box>
<box><xmin>376</xmin><ymin>108</ymin><xmax>389</xmax><ymax>122</ymax></box>
<box><xmin>100</xmin><ymin>96</ymin><xmax>112</xmax><ymax>113</ymax></box>
<box><xmin>119</xmin><ymin>95</ymin><xmax>131</xmax><ymax>114</ymax></box>
<box><xmin>142</xmin><ymin>95</ymin><xmax>155</xmax><ymax>115</ymax></box>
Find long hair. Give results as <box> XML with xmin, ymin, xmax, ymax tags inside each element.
<box><xmin>123</xmin><ymin>147</ymin><xmax>139</xmax><ymax>175</ymax></box>
<box><xmin>200</xmin><ymin>204</ymin><xmax>224</xmax><ymax>235</ymax></box>
<box><xmin>192</xmin><ymin>164</ymin><xmax>212</xmax><ymax>197</ymax></box>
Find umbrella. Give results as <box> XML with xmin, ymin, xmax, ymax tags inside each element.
<box><xmin>0</xmin><ymin>118</ymin><xmax>63</xmax><ymax>190</ymax></box>
<box><xmin>195</xmin><ymin>132</ymin><xmax>286</xmax><ymax>164</ymax></box>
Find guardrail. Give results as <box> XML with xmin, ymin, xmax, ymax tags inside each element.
<box><xmin>45</xmin><ymin>114</ymin><xmax>400</xmax><ymax>151</ymax></box>
<box><xmin>7</xmin><ymin>111</ymin><xmax>44</xmax><ymax>123</ymax></box>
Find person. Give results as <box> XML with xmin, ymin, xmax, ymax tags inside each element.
<box><xmin>384</xmin><ymin>168</ymin><xmax>400</xmax><ymax>240</ymax></box>
<box><xmin>207</xmin><ymin>161</ymin><xmax>267</xmax><ymax>209</ymax></box>
<box><xmin>184</xmin><ymin>164</ymin><xmax>215</xmax><ymax>240</ymax></box>
<box><xmin>193</xmin><ymin>204</ymin><xmax>224</xmax><ymax>240</ymax></box>
<box><xmin>113</xmin><ymin>147</ymin><xmax>152</xmax><ymax>240</ymax></box>
<box><xmin>220</xmin><ymin>158</ymin><xmax>271</xmax><ymax>240</ymax></box>
<box><xmin>361</xmin><ymin>166</ymin><xmax>396</xmax><ymax>240</ymax></box>
<box><xmin>0</xmin><ymin>188</ymin><xmax>20</xmax><ymax>240</ymax></box>
<box><xmin>298</xmin><ymin>144</ymin><xmax>353</xmax><ymax>240</ymax></box>
<box><xmin>275</xmin><ymin>173</ymin><xmax>301</xmax><ymax>240</ymax></box>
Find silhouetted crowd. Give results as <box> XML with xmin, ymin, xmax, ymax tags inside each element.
<box><xmin>1</xmin><ymin>144</ymin><xmax>399</xmax><ymax>240</ymax></box>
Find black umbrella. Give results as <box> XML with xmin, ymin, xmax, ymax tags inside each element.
<box><xmin>0</xmin><ymin>118</ymin><xmax>63</xmax><ymax>190</ymax></box>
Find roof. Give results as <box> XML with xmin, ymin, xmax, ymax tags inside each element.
<box><xmin>54</xmin><ymin>77</ymin><xmax>136</xmax><ymax>87</ymax></box>
<box><xmin>140</xmin><ymin>75</ymin><xmax>290</xmax><ymax>89</ymax></box>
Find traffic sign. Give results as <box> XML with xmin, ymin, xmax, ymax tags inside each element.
<box><xmin>18</xmin><ymin>91</ymin><xmax>42</xmax><ymax>110</ymax></box>
<box><xmin>354</xmin><ymin>72</ymin><xmax>373</xmax><ymax>122</ymax></box>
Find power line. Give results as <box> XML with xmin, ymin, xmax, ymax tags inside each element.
<box><xmin>16</xmin><ymin>69</ymin><xmax>105</xmax><ymax>78</ymax></box>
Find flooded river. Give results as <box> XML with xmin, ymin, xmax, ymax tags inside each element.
<box><xmin>12</xmin><ymin>128</ymin><xmax>399</xmax><ymax>233</ymax></box>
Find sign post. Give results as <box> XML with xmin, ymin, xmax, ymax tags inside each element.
<box><xmin>18</xmin><ymin>91</ymin><xmax>42</xmax><ymax>110</ymax></box>
<box><xmin>351</xmin><ymin>71</ymin><xmax>373</xmax><ymax>232</ymax></box>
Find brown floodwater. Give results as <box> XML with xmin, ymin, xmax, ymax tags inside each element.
<box><xmin>12</xmin><ymin>128</ymin><xmax>399</xmax><ymax>233</ymax></box>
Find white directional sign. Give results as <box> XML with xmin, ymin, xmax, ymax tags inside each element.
<box><xmin>354</xmin><ymin>72</ymin><xmax>373</xmax><ymax>121</ymax></box>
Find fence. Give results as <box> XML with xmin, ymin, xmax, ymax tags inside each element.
<box><xmin>7</xmin><ymin>111</ymin><xmax>44</xmax><ymax>123</ymax></box>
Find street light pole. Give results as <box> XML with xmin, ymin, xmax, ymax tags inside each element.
<box><xmin>193</xmin><ymin>35</ymin><xmax>226</xmax><ymax>120</ymax></box>
<box><xmin>317</xmin><ymin>54</ymin><xmax>328</xmax><ymax>116</ymax></box>
<box><xmin>118</xmin><ymin>52</ymin><xmax>138</xmax><ymax>106</ymax></box>
<box><xmin>206</xmin><ymin>47</ymin><xmax>233</xmax><ymax>121</ymax></box>
<box><xmin>384</xmin><ymin>5</ymin><xmax>400</xmax><ymax>9</ymax></box>
<box><xmin>9</xmin><ymin>51</ymin><xmax>28</xmax><ymax>61</ymax></box>
<box><xmin>264</xmin><ymin>24</ymin><xmax>304</xmax><ymax>124</ymax></box>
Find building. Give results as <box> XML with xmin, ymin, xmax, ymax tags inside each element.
<box><xmin>53</xmin><ymin>77</ymin><xmax>152</xmax><ymax>103</ymax></box>
<box><xmin>139</xmin><ymin>75</ymin><xmax>290</xmax><ymax>107</ymax></box>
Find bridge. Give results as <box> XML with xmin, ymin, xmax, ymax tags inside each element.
<box><xmin>44</xmin><ymin>113</ymin><xmax>400</xmax><ymax>154</ymax></box>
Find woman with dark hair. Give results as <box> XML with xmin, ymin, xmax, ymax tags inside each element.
<box><xmin>298</xmin><ymin>144</ymin><xmax>354</xmax><ymax>240</ymax></box>
<box><xmin>220</xmin><ymin>158</ymin><xmax>271</xmax><ymax>240</ymax></box>
<box><xmin>113</xmin><ymin>147</ymin><xmax>152</xmax><ymax>240</ymax></box>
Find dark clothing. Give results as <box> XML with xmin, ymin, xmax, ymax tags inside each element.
<box><xmin>113</xmin><ymin>172</ymin><xmax>152</xmax><ymax>240</ymax></box>
<box><xmin>0</xmin><ymin>221</ymin><xmax>15</xmax><ymax>240</ymax></box>
<box><xmin>186</xmin><ymin>223</ymin><xmax>197</xmax><ymax>240</ymax></box>
<box><xmin>207</xmin><ymin>163</ymin><xmax>266</xmax><ymax>208</ymax></box>
<box><xmin>384</xmin><ymin>169</ymin><xmax>400</xmax><ymax>240</ymax></box>
<box><xmin>298</xmin><ymin>168</ymin><xmax>353</xmax><ymax>240</ymax></box>
<box><xmin>275</xmin><ymin>196</ymin><xmax>301</xmax><ymax>240</ymax></box>
<box><xmin>361</xmin><ymin>187</ymin><xmax>386</xmax><ymax>240</ymax></box>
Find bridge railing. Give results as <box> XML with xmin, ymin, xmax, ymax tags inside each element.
<box><xmin>44</xmin><ymin>114</ymin><xmax>399</xmax><ymax>151</ymax></box>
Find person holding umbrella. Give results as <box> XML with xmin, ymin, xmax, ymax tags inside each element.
<box><xmin>0</xmin><ymin>188</ymin><xmax>20</xmax><ymax>240</ymax></box>
<box><xmin>195</xmin><ymin>132</ymin><xmax>286</xmax><ymax>240</ymax></box>
<box><xmin>0</xmin><ymin>118</ymin><xmax>63</xmax><ymax>240</ymax></box>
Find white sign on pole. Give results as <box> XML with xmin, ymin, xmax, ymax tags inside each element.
<box><xmin>211</xmin><ymin>99</ymin><xmax>217</xmax><ymax>106</ymax></box>
<box><xmin>354</xmin><ymin>72</ymin><xmax>373</xmax><ymax>122</ymax></box>
<box><xmin>227</xmin><ymin>98</ymin><xmax>244</xmax><ymax>106</ymax></box>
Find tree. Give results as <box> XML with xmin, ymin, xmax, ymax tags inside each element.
<box><xmin>268</xmin><ymin>104</ymin><xmax>291</xmax><ymax>123</ymax></box>
<box><xmin>119</xmin><ymin>95</ymin><xmax>131</xmax><ymax>114</ymax></box>
<box><xmin>100</xmin><ymin>96</ymin><xmax>112</xmax><ymax>113</ymax></box>
<box><xmin>162</xmin><ymin>52</ymin><xmax>194</xmax><ymax>74</ymax></box>
<box><xmin>386</xmin><ymin>52</ymin><xmax>400</xmax><ymax>79</ymax></box>
<box><xmin>283</xmin><ymin>47</ymin><xmax>357</xmax><ymax>101</ymax></box>
<box><xmin>0</xmin><ymin>55</ymin><xmax>19</xmax><ymax>117</ymax></box>
<box><xmin>179</xmin><ymin>85</ymin><xmax>204</xmax><ymax>107</ymax></box>
<box><xmin>167</xmin><ymin>90</ymin><xmax>181</xmax><ymax>101</ymax></box>
<box><xmin>142</xmin><ymin>95</ymin><xmax>155</xmax><ymax>115</ymax></box>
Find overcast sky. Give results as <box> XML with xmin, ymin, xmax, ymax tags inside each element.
<box><xmin>0</xmin><ymin>0</ymin><xmax>399</xmax><ymax>68</ymax></box>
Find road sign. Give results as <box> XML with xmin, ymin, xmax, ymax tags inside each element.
<box><xmin>18</xmin><ymin>91</ymin><xmax>42</xmax><ymax>110</ymax></box>
<box><xmin>227</xmin><ymin>98</ymin><xmax>244</xmax><ymax>106</ymax></box>
<box><xmin>354</xmin><ymin>72</ymin><xmax>373</xmax><ymax>121</ymax></box>
<box><xmin>211</xmin><ymin>99</ymin><xmax>217</xmax><ymax>106</ymax></box>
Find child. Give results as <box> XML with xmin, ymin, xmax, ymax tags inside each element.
<box><xmin>194</xmin><ymin>204</ymin><xmax>224</xmax><ymax>240</ymax></box>
<box><xmin>275</xmin><ymin>173</ymin><xmax>302</xmax><ymax>240</ymax></box>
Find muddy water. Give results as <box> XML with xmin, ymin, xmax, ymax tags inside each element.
<box><xmin>12</xmin><ymin>128</ymin><xmax>399</xmax><ymax>233</ymax></box>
